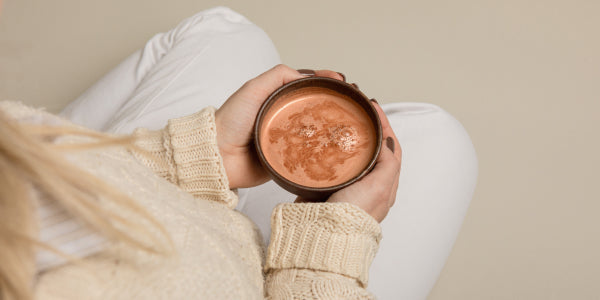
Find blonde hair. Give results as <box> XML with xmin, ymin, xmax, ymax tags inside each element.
<box><xmin>0</xmin><ymin>111</ymin><xmax>172</xmax><ymax>300</ymax></box>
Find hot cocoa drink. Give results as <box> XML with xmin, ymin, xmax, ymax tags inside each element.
<box><xmin>260</xmin><ymin>87</ymin><xmax>377</xmax><ymax>188</ymax></box>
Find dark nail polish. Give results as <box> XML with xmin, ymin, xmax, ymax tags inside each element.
<box><xmin>337</xmin><ymin>72</ymin><xmax>346</xmax><ymax>82</ymax></box>
<box><xmin>370</xmin><ymin>98</ymin><xmax>378</xmax><ymax>105</ymax></box>
<box><xmin>386</xmin><ymin>137</ymin><xmax>395</xmax><ymax>153</ymax></box>
<box><xmin>297</xmin><ymin>69</ymin><xmax>316</xmax><ymax>76</ymax></box>
<box><xmin>351</xmin><ymin>83</ymin><xmax>359</xmax><ymax>89</ymax></box>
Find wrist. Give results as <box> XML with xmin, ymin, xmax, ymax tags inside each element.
<box><xmin>215</xmin><ymin>115</ymin><xmax>237</xmax><ymax>189</ymax></box>
<box><xmin>214</xmin><ymin>110</ymin><xmax>270</xmax><ymax>189</ymax></box>
<box><xmin>218</xmin><ymin>149</ymin><xmax>238</xmax><ymax>189</ymax></box>
<box><xmin>161</xmin><ymin>106</ymin><xmax>237</xmax><ymax>208</ymax></box>
<box><xmin>266</xmin><ymin>202</ymin><xmax>382</xmax><ymax>286</ymax></box>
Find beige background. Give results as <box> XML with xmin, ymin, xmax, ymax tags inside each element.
<box><xmin>1</xmin><ymin>0</ymin><xmax>599</xmax><ymax>299</ymax></box>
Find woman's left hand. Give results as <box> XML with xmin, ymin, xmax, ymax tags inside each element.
<box><xmin>215</xmin><ymin>64</ymin><xmax>344</xmax><ymax>189</ymax></box>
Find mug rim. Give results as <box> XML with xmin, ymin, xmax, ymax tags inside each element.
<box><xmin>253</xmin><ymin>77</ymin><xmax>383</xmax><ymax>200</ymax></box>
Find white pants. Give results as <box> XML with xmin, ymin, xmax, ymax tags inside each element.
<box><xmin>61</xmin><ymin>7</ymin><xmax>478</xmax><ymax>300</ymax></box>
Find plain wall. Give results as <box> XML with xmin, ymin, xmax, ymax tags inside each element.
<box><xmin>1</xmin><ymin>0</ymin><xmax>599</xmax><ymax>298</ymax></box>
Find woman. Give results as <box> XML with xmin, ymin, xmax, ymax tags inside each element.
<box><xmin>1</xmin><ymin>6</ymin><xmax>478</xmax><ymax>300</ymax></box>
<box><xmin>1</xmin><ymin>64</ymin><xmax>399</xmax><ymax>299</ymax></box>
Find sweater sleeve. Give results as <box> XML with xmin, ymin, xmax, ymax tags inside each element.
<box><xmin>130</xmin><ymin>107</ymin><xmax>237</xmax><ymax>209</ymax></box>
<box><xmin>265</xmin><ymin>202</ymin><xmax>382</xmax><ymax>299</ymax></box>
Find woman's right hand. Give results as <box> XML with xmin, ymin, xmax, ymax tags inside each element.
<box><xmin>215</xmin><ymin>65</ymin><xmax>344</xmax><ymax>189</ymax></box>
<box><xmin>326</xmin><ymin>101</ymin><xmax>402</xmax><ymax>222</ymax></box>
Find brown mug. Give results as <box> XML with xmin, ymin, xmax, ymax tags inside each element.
<box><xmin>254</xmin><ymin>77</ymin><xmax>382</xmax><ymax>200</ymax></box>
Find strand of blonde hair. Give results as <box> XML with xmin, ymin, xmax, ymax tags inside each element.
<box><xmin>0</xmin><ymin>112</ymin><xmax>173</xmax><ymax>300</ymax></box>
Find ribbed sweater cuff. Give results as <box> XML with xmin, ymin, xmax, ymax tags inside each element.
<box><xmin>133</xmin><ymin>107</ymin><xmax>237</xmax><ymax>208</ymax></box>
<box><xmin>265</xmin><ymin>202</ymin><xmax>382</xmax><ymax>287</ymax></box>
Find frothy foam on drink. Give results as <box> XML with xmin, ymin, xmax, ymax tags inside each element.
<box><xmin>261</xmin><ymin>88</ymin><xmax>376</xmax><ymax>188</ymax></box>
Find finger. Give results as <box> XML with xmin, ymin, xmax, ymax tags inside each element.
<box><xmin>386</xmin><ymin>136</ymin><xmax>402</xmax><ymax>208</ymax></box>
<box><xmin>243</xmin><ymin>66</ymin><xmax>345</xmax><ymax>104</ymax></box>
<box><xmin>388</xmin><ymin>167</ymin><xmax>400</xmax><ymax>208</ymax></box>
<box><xmin>371</xmin><ymin>100</ymin><xmax>392</xmax><ymax>133</ymax></box>
<box><xmin>313</xmin><ymin>69</ymin><xmax>345</xmax><ymax>82</ymax></box>
<box><xmin>363</xmin><ymin>144</ymin><xmax>401</xmax><ymax>187</ymax></box>
<box><xmin>245</xmin><ymin>64</ymin><xmax>307</xmax><ymax>100</ymax></box>
<box><xmin>294</xmin><ymin>196</ymin><xmax>324</xmax><ymax>203</ymax></box>
<box><xmin>371</xmin><ymin>100</ymin><xmax>402</xmax><ymax>162</ymax></box>
<box><xmin>374</xmin><ymin>146</ymin><xmax>401</xmax><ymax>210</ymax></box>
<box><xmin>295</xmin><ymin>196</ymin><xmax>308</xmax><ymax>203</ymax></box>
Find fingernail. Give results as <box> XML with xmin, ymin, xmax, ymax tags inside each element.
<box><xmin>297</xmin><ymin>69</ymin><xmax>315</xmax><ymax>76</ymax></box>
<box><xmin>370</xmin><ymin>98</ymin><xmax>378</xmax><ymax>105</ymax></box>
<box><xmin>337</xmin><ymin>72</ymin><xmax>346</xmax><ymax>82</ymax></box>
<box><xmin>386</xmin><ymin>137</ymin><xmax>395</xmax><ymax>153</ymax></box>
<box><xmin>351</xmin><ymin>83</ymin><xmax>359</xmax><ymax>89</ymax></box>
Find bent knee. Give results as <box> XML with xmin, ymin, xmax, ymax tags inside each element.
<box><xmin>382</xmin><ymin>102</ymin><xmax>476</xmax><ymax>151</ymax></box>
<box><xmin>382</xmin><ymin>102</ymin><xmax>479</xmax><ymax>185</ymax></box>
<box><xmin>178</xmin><ymin>7</ymin><xmax>278</xmax><ymax>55</ymax></box>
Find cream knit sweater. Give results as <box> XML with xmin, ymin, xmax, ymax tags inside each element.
<box><xmin>2</xmin><ymin>101</ymin><xmax>382</xmax><ymax>299</ymax></box>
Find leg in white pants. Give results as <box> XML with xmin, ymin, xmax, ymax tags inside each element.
<box><xmin>61</xmin><ymin>6</ymin><xmax>281</xmax><ymax>134</ymax></box>
<box><xmin>238</xmin><ymin>102</ymin><xmax>478</xmax><ymax>300</ymax></box>
<box><xmin>60</xmin><ymin>7</ymin><xmax>478</xmax><ymax>299</ymax></box>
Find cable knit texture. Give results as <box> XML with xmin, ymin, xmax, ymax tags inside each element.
<box><xmin>0</xmin><ymin>101</ymin><xmax>381</xmax><ymax>299</ymax></box>
<box><xmin>132</xmin><ymin>107</ymin><xmax>238</xmax><ymax>209</ymax></box>
<box><xmin>267</xmin><ymin>203</ymin><xmax>382</xmax><ymax>287</ymax></box>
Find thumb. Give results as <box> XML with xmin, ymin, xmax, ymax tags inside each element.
<box><xmin>243</xmin><ymin>64</ymin><xmax>307</xmax><ymax>101</ymax></box>
<box><xmin>358</xmin><ymin>140</ymin><xmax>400</xmax><ymax>189</ymax></box>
